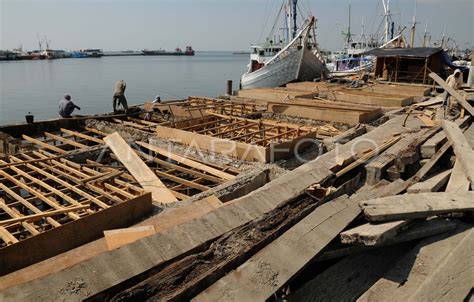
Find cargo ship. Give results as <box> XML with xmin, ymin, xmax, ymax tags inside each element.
<box><xmin>142</xmin><ymin>46</ymin><xmax>195</xmax><ymax>56</ymax></box>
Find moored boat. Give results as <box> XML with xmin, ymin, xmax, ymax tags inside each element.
<box><xmin>240</xmin><ymin>0</ymin><xmax>327</xmax><ymax>89</ymax></box>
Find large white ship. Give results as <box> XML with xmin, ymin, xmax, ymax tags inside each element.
<box><xmin>240</xmin><ymin>0</ymin><xmax>327</xmax><ymax>89</ymax></box>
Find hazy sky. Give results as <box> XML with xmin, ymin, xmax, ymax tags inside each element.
<box><xmin>0</xmin><ymin>0</ymin><xmax>472</xmax><ymax>51</ymax></box>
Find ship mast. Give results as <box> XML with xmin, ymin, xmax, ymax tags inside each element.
<box><xmin>410</xmin><ymin>0</ymin><xmax>417</xmax><ymax>47</ymax></box>
<box><xmin>382</xmin><ymin>0</ymin><xmax>391</xmax><ymax>43</ymax></box>
<box><xmin>422</xmin><ymin>20</ymin><xmax>429</xmax><ymax>47</ymax></box>
<box><xmin>292</xmin><ymin>0</ymin><xmax>298</xmax><ymax>39</ymax></box>
<box><xmin>342</xmin><ymin>3</ymin><xmax>353</xmax><ymax>45</ymax></box>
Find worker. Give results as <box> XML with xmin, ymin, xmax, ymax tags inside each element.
<box><xmin>443</xmin><ymin>69</ymin><xmax>463</xmax><ymax>112</ymax></box>
<box><xmin>113</xmin><ymin>80</ymin><xmax>128</xmax><ymax>113</ymax></box>
<box><xmin>58</xmin><ymin>95</ymin><xmax>81</xmax><ymax>118</ymax></box>
<box><xmin>153</xmin><ymin>95</ymin><xmax>161</xmax><ymax>104</ymax></box>
<box><xmin>144</xmin><ymin>95</ymin><xmax>162</xmax><ymax>120</ymax></box>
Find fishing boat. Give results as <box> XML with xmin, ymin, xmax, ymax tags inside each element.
<box><xmin>240</xmin><ymin>0</ymin><xmax>327</xmax><ymax>89</ymax></box>
<box><xmin>327</xmin><ymin>0</ymin><xmax>407</xmax><ymax>77</ymax></box>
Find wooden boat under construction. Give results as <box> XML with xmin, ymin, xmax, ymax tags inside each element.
<box><xmin>0</xmin><ymin>77</ymin><xmax>473</xmax><ymax>302</ymax></box>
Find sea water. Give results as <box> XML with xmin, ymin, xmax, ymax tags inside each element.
<box><xmin>0</xmin><ymin>51</ymin><xmax>248</xmax><ymax>125</ymax></box>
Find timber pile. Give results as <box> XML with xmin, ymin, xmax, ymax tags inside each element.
<box><xmin>1</xmin><ymin>78</ymin><xmax>473</xmax><ymax>301</ymax></box>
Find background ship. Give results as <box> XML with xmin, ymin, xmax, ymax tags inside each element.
<box><xmin>142</xmin><ymin>46</ymin><xmax>195</xmax><ymax>56</ymax></box>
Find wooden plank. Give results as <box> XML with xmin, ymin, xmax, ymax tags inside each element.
<box><xmin>336</xmin><ymin>136</ymin><xmax>401</xmax><ymax>178</ymax></box>
<box><xmin>442</xmin><ymin>120</ymin><xmax>474</xmax><ymax>187</ymax></box>
<box><xmin>360</xmin><ymin>192</ymin><xmax>474</xmax><ymax>222</ymax></box>
<box><xmin>406</xmin><ymin>169</ymin><xmax>452</xmax><ymax>193</ymax></box>
<box><xmin>155</xmin><ymin>125</ymin><xmax>268</xmax><ymax>162</ymax></box>
<box><xmin>446</xmin><ymin>160</ymin><xmax>470</xmax><ymax>192</ymax></box>
<box><xmin>152</xmin><ymin>196</ymin><xmax>222</xmax><ymax>233</ymax></box>
<box><xmin>194</xmin><ymin>196</ymin><xmax>361</xmax><ymax>301</ymax></box>
<box><xmin>104</xmin><ymin>226</ymin><xmax>156</xmax><ymax>251</ymax></box>
<box><xmin>103</xmin><ymin>132</ymin><xmax>177</xmax><ymax>203</ymax></box>
<box><xmin>358</xmin><ymin>226</ymin><xmax>473</xmax><ymax>302</ymax></box>
<box><xmin>365</xmin><ymin>128</ymin><xmax>435</xmax><ymax>185</ymax></box>
<box><xmin>340</xmin><ymin>220</ymin><xmax>412</xmax><ymax>246</ymax></box>
<box><xmin>429</xmin><ymin>72</ymin><xmax>474</xmax><ymax>116</ymax></box>
<box><xmin>135</xmin><ymin>141</ymin><xmax>234</xmax><ymax>180</ymax></box>
<box><xmin>318</xmin><ymin>219</ymin><xmax>458</xmax><ymax>261</ymax></box>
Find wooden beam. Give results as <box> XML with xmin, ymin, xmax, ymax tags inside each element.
<box><xmin>135</xmin><ymin>141</ymin><xmax>234</xmax><ymax>180</ymax></box>
<box><xmin>446</xmin><ymin>161</ymin><xmax>470</xmax><ymax>192</ymax></box>
<box><xmin>0</xmin><ymin>205</ymin><xmax>89</xmax><ymax>227</ymax></box>
<box><xmin>360</xmin><ymin>192</ymin><xmax>474</xmax><ymax>222</ymax></box>
<box><xmin>442</xmin><ymin>120</ymin><xmax>474</xmax><ymax>187</ymax></box>
<box><xmin>103</xmin><ymin>132</ymin><xmax>177</xmax><ymax>203</ymax></box>
<box><xmin>340</xmin><ymin>220</ymin><xmax>412</xmax><ymax>246</ymax></box>
<box><xmin>429</xmin><ymin>72</ymin><xmax>474</xmax><ymax>116</ymax></box>
<box><xmin>406</xmin><ymin>169</ymin><xmax>452</xmax><ymax>193</ymax></box>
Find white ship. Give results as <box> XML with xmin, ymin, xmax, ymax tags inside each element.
<box><xmin>241</xmin><ymin>0</ymin><xmax>327</xmax><ymax>89</ymax></box>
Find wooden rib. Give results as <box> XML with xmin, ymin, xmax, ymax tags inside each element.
<box><xmin>153</xmin><ymin>169</ymin><xmax>209</xmax><ymax>191</ymax></box>
<box><xmin>0</xmin><ymin>183</ymin><xmax>61</xmax><ymax>227</ymax></box>
<box><xmin>28</xmin><ymin>152</ymin><xmax>128</xmax><ymax>204</ymax></box>
<box><xmin>0</xmin><ymin>168</ymin><xmax>80</xmax><ymax>220</ymax></box>
<box><xmin>0</xmin><ymin>205</ymin><xmax>89</xmax><ymax>227</ymax></box>
<box><xmin>109</xmin><ymin>152</ymin><xmax>209</xmax><ymax>192</ymax></box>
<box><xmin>136</xmin><ymin>151</ymin><xmax>223</xmax><ymax>184</ymax></box>
<box><xmin>44</xmin><ymin>132</ymin><xmax>89</xmax><ymax>149</ymax></box>
<box><xmin>255</xmin><ymin>129</ymin><xmax>298</xmax><ymax>145</ymax></box>
<box><xmin>80</xmin><ymin>159</ymin><xmax>192</xmax><ymax>199</ymax></box>
<box><xmin>22</xmin><ymin>135</ymin><xmax>67</xmax><ymax>154</ymax></box>
<box><xmin>0</xmin><ymin>198</ymin><xmax>40</xmax><ymax>235</ymax></box>
<box><xmin>232</xmin><ymin>126</ymin><xmax>279</xmax><ymax>142</ymax></box>
<box><xmin>0</xmin><ymin>226</ymin><xmax>18</xmax><ymax>245</ymax></box>
<box><xmin>9</xmin><ymin>156</ymin><xmax>110</xmax><ymax>209</ymax></box>
<box><xmin>85</xmin><ymin>127</ymin><xmax>108</xmax><ymax>137</ymax></box>
<box><xmin>5</xmin><ymin>161</ymin><xmax>84</xmax><ymax>208</ymax></box>
<box><xmin>195</xmin><ymin>120</ymin><xmax>244</xmax><ymax>134</ymax></box>
<box><xmin>60</xmin><ymin>128</ymin><xmax>104</xmax><ymax>144</ymax></box>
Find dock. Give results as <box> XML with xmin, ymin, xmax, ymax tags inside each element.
<box><xmin>0</xmin><ymin>78</ymin><xmax>472</xmax><ymax>301</ymax></box>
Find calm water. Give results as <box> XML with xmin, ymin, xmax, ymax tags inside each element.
<box><xmin>0</xmin><ymin>52</ymin><xmax>248</xmax><ymax>125</ymax></box>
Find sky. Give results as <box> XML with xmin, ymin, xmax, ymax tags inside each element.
<box><xmin>0</xmin><ymin>0</ymin><xmax>472</xmax><ymax>52</ymax></box>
